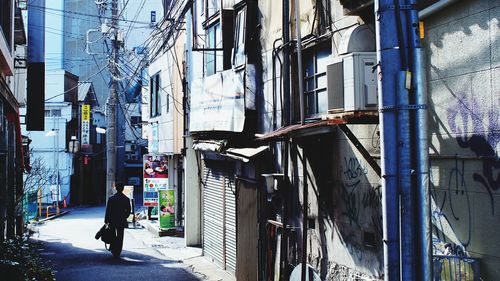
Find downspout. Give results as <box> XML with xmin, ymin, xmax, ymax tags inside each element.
<box><xmin>294</xmin><ymin>0</ymin><xmax>305</xmax><ymax>125</ymax></box>
<box><xmin>293</xmin><ymin>0</ymin><xmax>307</xmax><ymax>279</ymax></box>
<box><xmin>411</xmin><ymin>1</ymin><xmax>432</xmax><ymax>279</ymax></box>
<box><xmin>301</xmin><ymin>149</ymin><xmax>308</xmax><ymax>281</ymax></box>
<box><xmin>374</xmin><ymin>0</ymin><xmax>401</xmax><ymax>279</ymax></box>
<box><xmin>419</xmin><ymin>0</ymin><xmax>459</xmax><ymax>19</ymax></box>
<box><xmin>281</xmin><ymin>0</ymin><xmax>291</xmax><ymax>279</ymax></box>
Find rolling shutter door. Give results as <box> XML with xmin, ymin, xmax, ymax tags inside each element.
<box><xmin>203</xmin><ymin>161</ymin><xmax>224</xmax><ymax>268</ymax></box>
<box><xmin>202</xmin><ymin>160</ymin><xmax>237</xmax><ymax>273</ymax></box>
<box><xmin>225</xmin><ymin>171</ymin><xmax>237</xmax><ymax>273</ymax></box>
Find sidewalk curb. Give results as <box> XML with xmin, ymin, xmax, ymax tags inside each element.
<box><xmin>135</xmin><ymin>220</ymin><xmax>235</xmax><ymax>281</ymax></box>
<box><xmin>35</xmin><ymin>210</ymin><xmax>71</xmax><ymax>223</ymax></box>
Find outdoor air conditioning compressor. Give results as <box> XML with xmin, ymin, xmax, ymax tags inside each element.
<box><xmin>326</xmin><ymin>52</ymin><xmax>378</xmax><ymax>112</ymax></box>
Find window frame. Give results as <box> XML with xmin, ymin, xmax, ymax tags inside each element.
<box><xmin>150</xmin><ymin>72</ymin><xmax>161</xmax><ymax>118</ymax></box>
<box><xmin>303</xmin><ymin>44</ymin><xmax>331</xmax><ymax>118</ymax></box>
<box><xmin>232</xmin><ymin>7</ymin><xmax>246</xmax><ymax>68</ymax></box>
<box><xmin>205</xmin><ymin>21</ymin><xmax>223</xmax><ymax>76</ymax></box>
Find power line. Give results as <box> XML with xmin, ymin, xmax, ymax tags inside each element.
<box><xmin>27</xmin><ymin>3</ymin><xmax>152</xmax><ymax>25</ymax></box>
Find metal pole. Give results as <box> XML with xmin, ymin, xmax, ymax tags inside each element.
<box><xmin>374</xmin><ymin>0</ymin><xmax>401</xmax><ymax>279</ymax></box>
<box><xmin>56</xmin><ymin>117</ymin><xmax>60</xmax><ymax>215</ymax></box>
<box><xmin>294</xmin><ymin>0</ymin><xmax>305</xmax><ymax>125</ymax></box>
<box><xmin>410</xmin><ymin>2</ymin><xmax>432</xmax><ymax>277</ymax></box>
<box><xmin>106</xmin><ymin>0</ymin><xmax>119</xmax><ymax>201</ymax></box>
<box><xmin>301</xmin><ymin>148</ymin><xmax>307</xmax><ymax>281</ymax></box>
<box><xmin>282</xmin><ymin>0</ymin><xmax>290</xmax><ymax>126</ymax></box>
<box><xmin>281</xmin><ymin>0</ymin><xmax>290</xmax><ymax>279</ymax></box>
<box><xmin>398</xmin><ymin>71</ymin><xmax>414</xmax><ymax>281</ymax></box>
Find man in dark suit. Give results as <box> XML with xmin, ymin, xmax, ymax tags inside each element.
<box><xmin>105</xmin><ymin>182</ymin><xmax>131</xmax><ymax>258</ymax></box>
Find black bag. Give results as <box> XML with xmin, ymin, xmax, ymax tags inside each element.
<box><xmin>95</xmin><ymin>224</ymin><xmax>115</xmax><ymax>244</ymax></box>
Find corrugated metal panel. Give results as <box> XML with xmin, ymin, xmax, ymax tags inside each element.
<box><xmin>202</xmin><ymin>160</ymin><xmax>237</xmax><ymax>274</ymax></box>
<box><xmin>225</xmin><ymin>171</ymin><xmax>237</xmax><ymax>273</ymax></box>
<box><xmin>203</xmin><ymin>161</ymin><xmax>224</xmax><ymax>268</ymax></box>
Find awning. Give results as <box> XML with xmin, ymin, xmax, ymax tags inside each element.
<box><xmin>255</xmin><ymin>112</ymin><xmax>379</xmax><ymax>141</ymax></box>
<box><xmin>255</xmin><ymin>120</ymin><xmax>333</xmax><ymax>141</ymax></box>
<box><xmin>225</xmin><ymin>146</ymin><xmax>268</xmax><ymax>162</ymax></box>
<box><xmin>192</xmin><ymin>139</ymin><xmax>227</xmax><ymax>152</ymax></box>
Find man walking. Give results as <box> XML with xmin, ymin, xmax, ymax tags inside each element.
<box><xmin>105</xmin><ymin>182</ymin><xmax>131</xmax><ymax>258</ymax></box>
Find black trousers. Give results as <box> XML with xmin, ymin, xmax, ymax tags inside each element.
<box><xmin>110</xmin><ymin>227</ymin><xmax>124</xmax><ymax>258</ymax></box>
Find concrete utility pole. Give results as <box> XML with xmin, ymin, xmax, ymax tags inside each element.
<box><xmin>106</xmin><ymin>0</ymin><xmax>119</xmax><ymax>201</ymax></box>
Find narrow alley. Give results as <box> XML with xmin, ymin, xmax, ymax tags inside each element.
<box><xmin>30</xmin><ymin>207</ymin><xmax>232</xmax><ymax>281</ymax></box>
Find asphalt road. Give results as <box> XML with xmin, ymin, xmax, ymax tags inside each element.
<box><xmin>32</xmin><ymin>206</ymin><xmax>202</xmax><ymax>281</ymax></box>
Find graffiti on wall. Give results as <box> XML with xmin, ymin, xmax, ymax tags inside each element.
<box><xmin>431</xmin><ymin>159</ymin><xmax>471</xmax><ymax>255</ymax></box>
<box><xmin>338</xmin><ymin>157</ymin><xmax>383</xmax><ymax>253</ymax></box>
<box><xmin>447</xmin><ymin>94</ymin><xmax>500</xmax><ymax>215</ymax></box>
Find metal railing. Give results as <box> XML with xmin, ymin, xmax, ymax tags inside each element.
<box><xmin>433</xmin><ymin>255</ymin><xmax>480</xmax><ymax>281</ymax></box>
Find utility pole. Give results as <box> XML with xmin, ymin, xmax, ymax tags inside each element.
<box><xmin>376</xmin><ymin>0</ymin><xmax>426</xmax><ymax>280</ymax></box>
<box><xmin>106</xmin><ymin>0</ymin><xmax>119</xmax><ymax>201</ymax></box>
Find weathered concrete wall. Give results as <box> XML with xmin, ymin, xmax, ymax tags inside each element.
<box><xmin>424</xmin><ymin>0</ymin><xmax>500</xmax><ymax>279</ymax></box>
<box><xmin>292</xmin><ymin>125</ymin><xmax>382</xmax><ymax>280</ymax></box>
<box><xmin>257</xmin><ymin>0</ymin><xmax>383</xmax><ymax>279</ymax></box>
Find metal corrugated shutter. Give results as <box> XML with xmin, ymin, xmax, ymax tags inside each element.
<box><xmin>225</xmin><ymin>171</ymin><xmax>237</xmax><ymax>273</ymax></box>
<box><xmin>203</xmin><ymin>161</ymin><xmax>224</xmax><ymax>268</ymax></box>
<box><xmin>202</xmin><ymin>160</ymin><xmax>237</xmax><ymax>273</ymax></box>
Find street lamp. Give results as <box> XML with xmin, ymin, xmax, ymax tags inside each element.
<box><xmin>45</xmin><ymin>127</ymin><xmax>60</xmax><ymax>215</ymax></box>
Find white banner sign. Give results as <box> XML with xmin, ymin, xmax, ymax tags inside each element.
<box><xmin>190</xmin><ymin>69</ymin><xmax>245</xmax><ymax>132</ymax></box>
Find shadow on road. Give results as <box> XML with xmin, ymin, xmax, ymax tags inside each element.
<box><xmin>38</xmin><ymin>237</ymin><xmax>202</xmax><ymax>281</ymax></box>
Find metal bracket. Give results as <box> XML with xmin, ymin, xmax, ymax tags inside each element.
<box><xmin>338</xmin><ymin>124</ymin><xmax>381</xmax><ymax>178</ymax></box>
<box><xmin>379</xmin><ymin>104</ymin><xmax>427</xmax><ymax>112</ymax></box>
<box><xmin>378</xmin><ymin>4</ymin><xmax>417</xmax><ymax>12</ymax></box>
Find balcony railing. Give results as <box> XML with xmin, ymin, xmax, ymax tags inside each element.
<box><xmin>433</xmin><ymin>255</ymin><xmax>480</xmax><ymax>281</ymax></box>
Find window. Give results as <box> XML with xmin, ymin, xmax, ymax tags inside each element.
<box><xmin>131</xmin><ymin>116</ymin><xmax>141</xmax><ymax>127</ymax></box>
<box><xmin>205</xmin><ymin>0</ymin><xmax>219</xmax><ymax>19</ymax></box>
<box><xmin>232</xmin><ymin>8</ymin><xmax>246</xmax><ymax>67</ymax></box>
<box><xmin>304</xmin><ymin>45</ymin><xmax>331</xmax><ymax>117</ymax></box>
<box><xmin>205</xmin><ymin>22</ymin><xmax>222</xmax><ymax>76</ymax></box>
<box><xmin>45</xmin><ymin>109</ymin><xmax>62</xmax><ymax>117</ymax></box>
<box><xmin>150</xmin><ymin>73</ymin><xmax>161</xmax><ymax>117</ymax></box>
<box><xmin>0</xmin><ymin>0</ymin><xmax>12</xmax><ymax>49</ymax></box>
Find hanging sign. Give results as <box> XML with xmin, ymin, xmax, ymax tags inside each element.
<box><xmin>81</xmin><ymin>104</ymin><xmax>90</xmax><ymax>145</ymax></box>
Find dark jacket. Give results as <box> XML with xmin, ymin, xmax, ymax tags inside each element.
<box><xmin>105</xmin><ymin>192</ymin><xmax>131</xmax><ymax>228</ymax></box>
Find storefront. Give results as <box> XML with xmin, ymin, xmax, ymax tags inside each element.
<box><xmin>201</xmin><ymin>156</ymin><xmax>237</xmax><ymax>273</ymax></box>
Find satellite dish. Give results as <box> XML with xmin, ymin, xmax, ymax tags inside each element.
<box><xmin>289</xmin><ymin>263</ymin><xmax>321</xmax><ymax>281</ymax></box>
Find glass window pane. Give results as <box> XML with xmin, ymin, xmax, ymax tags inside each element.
<box><xmin>156</xmin><ymin>75</ymin><xmax>161</xmax><ymax>115</ymax></box>
<box><xmin>316</xmin><ymin>73</ymin><xmax>327</xmax><ymax>89</ymax></box>
<box><xmin>306</xmin><ymin>92</ymin><xmax>316</xmax><ymax>115</ymax></box>
<box><xmin>305</xmin><ymin>77</ymin><xmax>315</xmax><ymax>91</ymax></box>
<box><xmin>316</xmin><ymin>47</ymin><xmax>331</xmax><ymax>73</ymax></box>
<box><xmin>52</xmin><ymin>110</ymin><xmax>61</xmax><ymax>117</ymax></box>
<box><xmin>317</xmin><ymin>89</ymin><xmax>328</xmax><ymax>113</ymax></box>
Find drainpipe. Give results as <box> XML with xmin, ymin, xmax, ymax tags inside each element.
<box><xmin>283</xmin><ymin>0</ymin><xmax>290</xmax><ymax>126</ymax></box>
<box><xmin>414</xmin><ymin>48</ymin><xmax>431</xmax><ymax>281</ymax></box>
<box><xmin>301</xmin><ymin>149</ymin><xmax>308</xmax><ymax>281</ymax></box>
<box><xmin>281</xmin><ymin>0</ymin><xmax>291</xmax><ymax>279</ymax></box>
<box><xmin>295</xmin><ymin>0</ymin><xmax>305</xmax><ymax>125</ymax></box>
<box><xmin>398</xmin><ymin>70</ymin><xmax>414</xmax><ymax>281</ymax></box>
<box><xmin>375</xmin><ymin>0</ymin><xmax>401</xmax><ymax>279</ymax></box>
<box><xmin>411</xmin><ymin>0</ymin><xmax>432</xmax><ymax>277</ymax></box>
<box><xmin>419</xmin><ymin>0</ymin><xmax>459</xmax><ymax>19</ymax></box>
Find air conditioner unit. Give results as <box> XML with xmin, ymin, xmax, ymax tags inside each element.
<box><xmin>327</xmin><ymin>52</ymin><xmax>378</xmax><ymax>112</ymax></box>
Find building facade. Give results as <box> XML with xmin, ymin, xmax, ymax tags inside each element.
<box><xmin>0</xmin><ymin>0</ymin><xmax>27</xmax><ymax>239</ymax></box>
<box><xmin>142</xmin><ymin>0</ymin><xmax>500</xmax><ymax>280</ymax></box>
